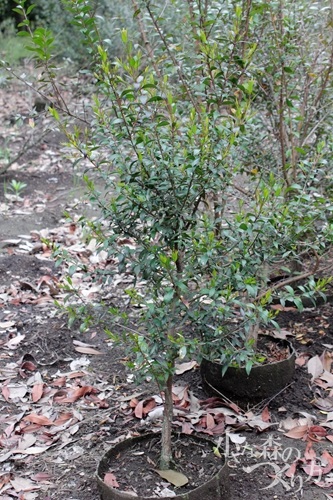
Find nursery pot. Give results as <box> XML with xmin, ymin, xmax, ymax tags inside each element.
<box><xmin>96</xmin><ymin>432</ymin><xmax>230</xmax><ymax>500</ymax></box>
<box><xmin>201</xmin><ymin>336</ymin><xmax>295</xmax><ymax>406</ymax></box>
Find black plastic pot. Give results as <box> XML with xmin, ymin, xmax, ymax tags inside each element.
<box><xmin>201</xmin><ymin>336</ymin><xmax>295</xmax><ymax>406</ymax></box>
<box><xmin>96</xmin><ymin>432</ymin><xmax>230</xmax><ymax>500</ymax></box>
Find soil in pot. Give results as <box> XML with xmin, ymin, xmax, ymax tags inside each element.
<box><xmin>97</xmin><ymin>432</ymin><xmax>229</xmax><ymax>499</ymax></box>
<box><xmin>201</xmin><ymin>335</ymin><xmax>296</xmax><ymax>408</ymax></box>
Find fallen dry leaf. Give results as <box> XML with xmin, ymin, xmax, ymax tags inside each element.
<box><xmin>21</xmin><ymin>361</ymin><xmax>37</xmax><ymax>372</ymax></box>
<box><xmin>304</xmin><ymin>441</ymin><xmax>317</xmax><ymax>460</ymax></box>
<box><xmin>17</xmin><ymin>434</ymin><xmax>37</xmax><ymax>450</ymax></box>
<box><xmin>308</xmin><ymin>425</ymin><xmax>327</xmax><ymax>442</ymax></box>
<box><xmin>74</xmin><ymin>346</ymin><xmax>103</xmax><ymax>355</ymax></box>
<box><xmin>23</xmin><ymin>413</ymin><xmax>54</xmax><ymax>426</ymax></box>
<box><xmin>0</xmin><ymin>320</ymin><xmax>16</xmax><ymax>329</ymax></box>
<box><xmin>302</xmin><ymin>450</ymin><xmax>333</xmax><ymax>477</ymax></box>
<box><xmin>307</xmin><ymin>355</ymin><xmax>324</xmax><ymax>381</ymax></box>
<box><xmin>36</xmin><ymin>275</ymin><xmax>60</xmax><ymax>295</ymax></box>
<box><xmin>11</xmin><ymin>445</ymin><xmax>51</xmax><ymax>455</ymax></box>
<box><xmin>56</xmin><ymin>389</ymin><xmax>84</xmax><ymax>404</ymax></box>
<box><xmin>302</xmin><ymin>461</ymin><xmax>323</xmax><ymax>477</ymax></box>
<box><xmin>134</xmin><ymin>400</ymin><xmax>145</xmax><ymax>419</ymax></box>
<box><xmin>2</xmin><ymin>383</ymin><xmax>10</xmax><ymax>402</ymax></box>
<box><xmin>226</xmin><ymin>433</ymin><xmax>247</xmax><ymax>444</ymax></box>
<box><xmin>51</xmin><ymin>376</ymin><xmax>67</xmax><ymax>387</ymax></box>
<box><xmin>269</xmin><ymin>328</ymin><xmax>293</xmax><ymax>340</ymax></box>
<box><xmin>30</xmin><ymin>472</ymin><xmax>53</xmax><ymax>482</ymax></box>
<box><xmin>284</xmin><ymin>424</ymin><xmax>309</xmax><ymax>440</ymax></box>
<box><xmin>32</xmin><ymin>373</ymin><xmax>44</xmax><ymax>403</ymax></box>
<box><xmin>54</xmin><ymin>385</ymin><xmax>102</xmax><ymax>404</ymax></box>
<box><xmin>73</xmin><ymin>340</ymin><xmax>95</xmax><ymax>348</ymax></box>
<box><xmin>145</xmin><ymin>407</ymin><xmax>164</xmax><ymax>422</ymax></box>
<box><xmin>321</xmin><ymin>450</ymin><xmax>333</xmax><ymax>474</ymax></box>
<box><xmin>261</xmin><ymin>406</ymin><xmax>271</xmax><ymax>422</ymax></box>
<box><xmin>10</xmin><ymin>476</ymin><xmax>38</xmax><ymax>492</ymax></box>
<box><xmin>320</xmin><ymin>351</ymin><xmax>333</xmax><ymax>372</ymax></box>
<box><xmin>172</xmin><ymin>385</ymin><xmax>189</xmax><ymax>404</ymax></box>
<box><xmin>68</xmin><ymin>371</ymin><xmax>87</xmax><ymax>379</ymax></box>
<box><xmin>209</xmin><ymin>420</ymin><xmax>226</xmax><ymax>435</ymax></box>
<box><xmin>175</xmin><ymin>361</ymin><xmax>198</xmax><ymax>375</ymax></box>
<box><xmin>313</xmin><ymin>397</ymin><xmax>333</xmax><ymax>412</ymax></box>
<box><xmin>247</xmin><ymin>416</ymin><xmax>276</xmax><ymax>432</ymax></box>
<box><xmin>53</xmin><ymin>412</ymin><xmax>74</xmax><ymax>426</ymax></box>
<box><xmin>295</xmin><ymin>353</ymin><xmax>310</xmax><ymax>367</ymax></box>
<box><xmin>104</xmin><ymin>472</ymin><xmax>119</xmax><ymax>488</ymax></box>
<box><xmin>5</xmin><ymin>334</ymin><xmax>25</xmax><ymax>349</ymax></box>
<box><xmin>0</xmin><ymin>472</ymin><xmax>11</xmax><ymax>489</ymax></box>
<box><xmin>155</xmin><ymin>469</ymin><xmax>188</xmax><ymax>487</ymax></box>
<box><xmin>85</xmin><ymin>393</ymin><xmax>109</xmax><ymax>408</ymax></box>
<box><xmin>6</xmin><ymin>383</ymin><xmax>28</xmax><ymax>400</ymax></box>
<box><xmin>271</xmin><ymin>304</ymin><xmax>297</xmax><ymax>311</ymax></box>
<box><xmin>181</xmin><ymin>422</ymin><xmax>193</xmax><ymax>434</ymax></box>
<box><xmin>200</xmin><ymin>397</ymin><xmax>241</xmax><ymax>415</ymax></box>
<box><xmin>318</xmin><ymin>371</ymin><xmax>333</xmax><ymax>389</ymax></box>
<box><xmin>134</xmin><ymin>398</ymin><xmax>156</xmax><ymax>419</ymax></box>
<box><xmin>189</xmin><ymin>392</ymin><xmax>200</xmax><ymax>413</ymax></box>
<box><xmin>205</xmin><ymin>412</ymin><xmax>216</xmax><ymax>430</ymax></box>
<box><xmin>285</xmin><ymin>461</ymin><xmax>298</xmax><ymax>478</ymax></box>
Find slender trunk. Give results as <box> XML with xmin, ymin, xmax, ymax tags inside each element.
<box><xmin>247</xmin><ymin>261</ymin><xmax>269</xmax><ymax>349</ymax></box>
<box><xmin>246</xmin><ymin>320</ymin><xmax>260</xmax><ymax>350</ymax></box>
<box><xmin>160</xmin><ymin>374</ymin><xmax>174</xmax><ymax>470</ymax></box>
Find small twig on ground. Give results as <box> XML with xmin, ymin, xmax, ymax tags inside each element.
<box><xmin>202</xmin><ymin>375</ymin><xmax>295</xmax><ymax>413</ymax></box>
<box><xmin>249</xmin><ymin>381</ymin><xmax>295</xmax><ymax>413</ymax></box>
<box><xmin>0</xmin><ymin>127</ymin><xmax>54</xmax><ymax>175</ymax></box>
<box><xmin>202</xmin><ymin>376</ymin><xmax>244</xmax><ymax>412</ymax></box>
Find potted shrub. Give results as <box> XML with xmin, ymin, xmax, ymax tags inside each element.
<box><xmin>196</xmin><ymin>184</ymin><xmax>323</xmax><ymax>404</ymax></box>
<box><xmin>10</xmin><ymin>0</ymin><xmax>263</xmax><ymax>496</ymax></box>
<box><xmin>245</xmin><ymin>0</ymin><xmax>333</xmax><ymax>191</ymax></box>
<box><xmin>197</xmin><ymin>0</ymin><xmax>333</xmax><ymax>403</ymax></box>
<box><xmin>10</xmin><ymin>0</ymin><xmax>333</xmax><ymax>494</ymax></box>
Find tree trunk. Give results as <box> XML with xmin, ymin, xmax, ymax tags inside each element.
<box><xmin>159</xmin><ymin>374</ymin><xmax>174</xmax><ymax>470</ymax></box>
<box><xmin>246</xmin><ymin>319</ymin><xmax>260</xmax><ymax>350</ymax></box>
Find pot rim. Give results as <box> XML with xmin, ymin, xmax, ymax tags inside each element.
<box><xmin>96</xmin><ymin>431</ymin><xmax>229</xmax><ymax>500</ymax></box>
<box><xmin>202</xmin><ymin>334</ymin><xmax>295</xmax><ymax>370</ymax></box>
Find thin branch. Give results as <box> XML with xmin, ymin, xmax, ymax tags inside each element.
<box><xmin>145</xmin><ymin>3</ymin><xmax>201</xmax><ymax>114</ymax></box>
<box><xmin>0</xmin><ymin>127</ymin><xmax>54</xmax><ymax>175</ymax></box>
<box><xmin>4</xmin><ymin>67</ymin><xmax>89</xmax><ymax>125</ymax></box>
<box><xmin>254</xmin><ymin>250</ymin><xmax>320</xmax><ymax>303</ymax></box>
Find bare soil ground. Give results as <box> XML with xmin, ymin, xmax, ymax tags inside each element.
<box><xmin>1</xmin><ymin>77</ymin><xmax>333</xmax><ymax>500</ymax></box>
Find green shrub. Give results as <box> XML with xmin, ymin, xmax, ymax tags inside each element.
<box><xmin>12</xmin><ymin>0</ymin><xmax>333</xmax><ymax>474</ymax></box>
<box><xmin>240</xmin><ymin>0</ymin><xmax>333</xmax><ymax>190</ymax></box>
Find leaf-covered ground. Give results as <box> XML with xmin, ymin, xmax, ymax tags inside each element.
<box><xmin>1</xmin><ymin>77</ymin><xmax>333</xmax><ymax>500</ymax></box>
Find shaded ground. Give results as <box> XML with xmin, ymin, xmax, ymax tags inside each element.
<box><xmin>2</xmin><ymin>242</ymin><xmax>333</xmax><ymax>499</ymax></box>
<box><xmin>1</xmin><ymin>77</ymin><xmax>333</xmax><ymax>500</ymax></box>
<box><xmin>0</xmin><ymin>171</ymin><xmax>95</xmax><ymax>241</ymax></box>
